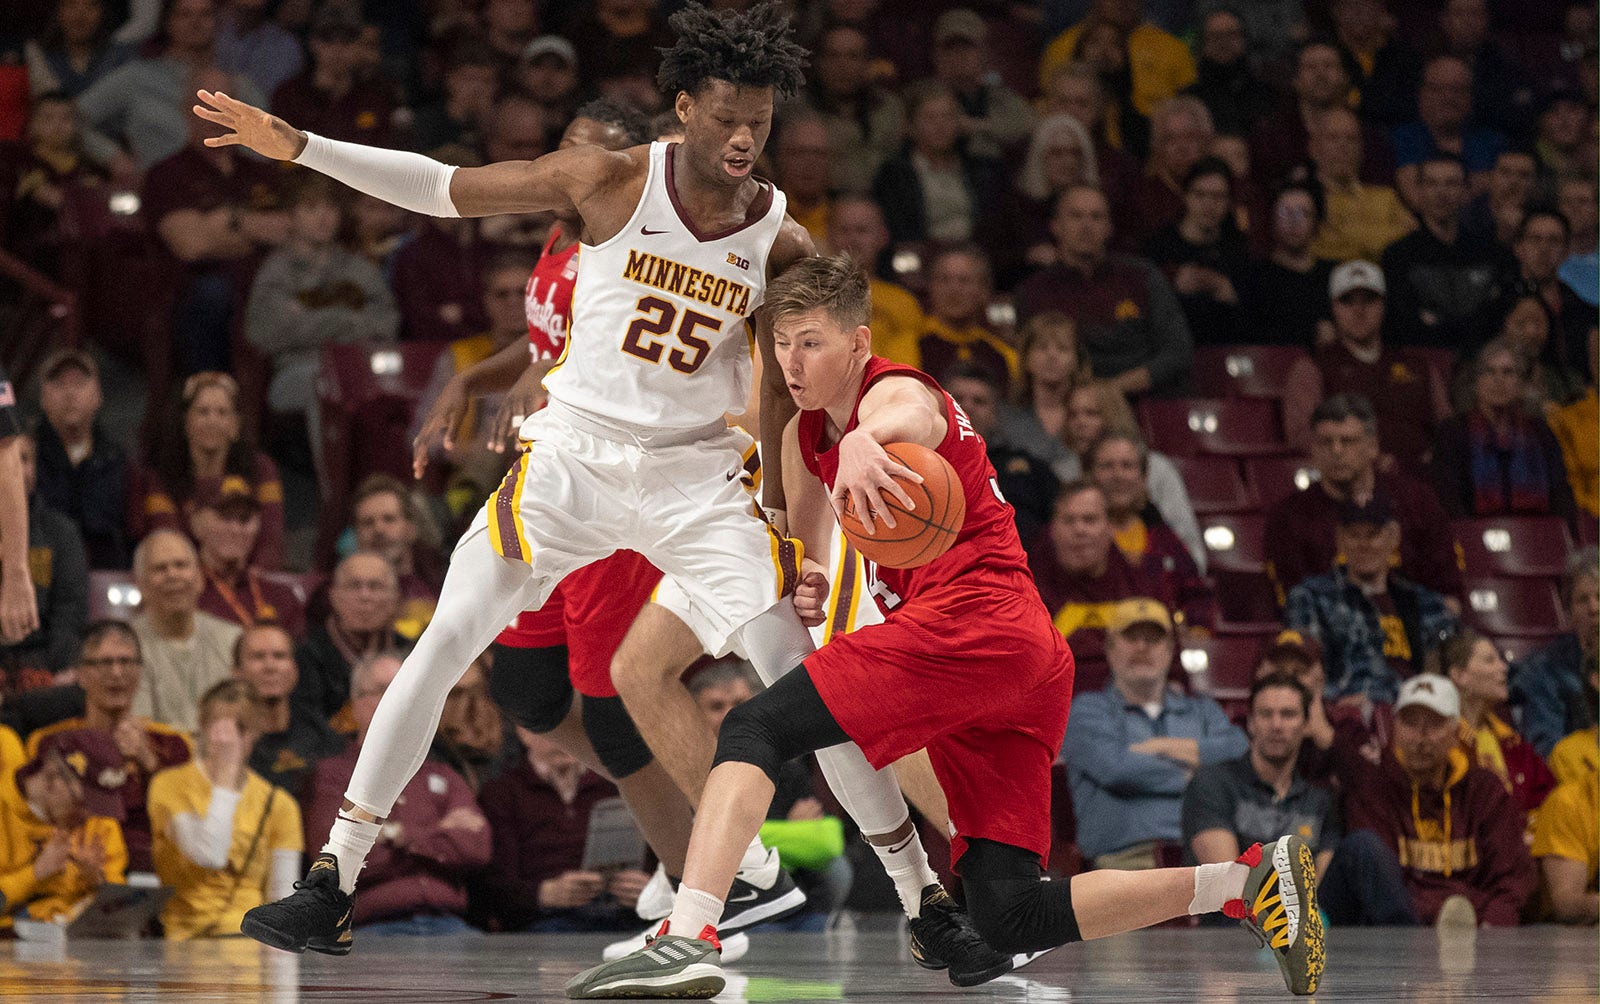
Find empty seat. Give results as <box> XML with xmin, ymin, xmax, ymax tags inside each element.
<box><xmin>1454</xmin><ymin>517</ymin><xmax>1574</xmax><ymax>579</ymax></box>
<box><xmin>87</xmin><ymin>570</ymin><xmax>139</xmax><ymax>622</ymax></box>
<box><xmin>1244</xmin><ymin>455</ymin><xmax>1319</xmax><ymax>510</ymax></box>
<box><xmin>1498</xmin><ymin>635</ymin><xmax>1555</xmax><ymax>666</ymax></box>
<box><xmin>1169</xmin><ymin>455</ymin><xmax>1255</xmax><ymax>514</ymax></box>
<box><xmin>1178</xmin><ymin>635</ymin><xmax>1268</xmax><ymax>698</ymax></box>
<box><xmin>1191</xmin><ymin>345</ymin><xmax>1310</xmax><ymax>401</ymax></box>
<box><xmin>1465</xmin><ymin>577</ymin><xmax>1568</xmax><ymax>639</ymax></box>
<box><xmin>1201</xmin><ymin>513</ymin><xmax>1268</xmax><ymax>573</ymax></box>
<box><xmin>1137</xmin><ymin>398</ymin><xmax>1287</xmax><ymax>458</ymax></box>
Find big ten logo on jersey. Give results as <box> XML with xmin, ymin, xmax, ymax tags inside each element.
<box><xmin>727</xmin><ymin>252</ymin><xmax>750</xmax><ymax>271</ymax></box>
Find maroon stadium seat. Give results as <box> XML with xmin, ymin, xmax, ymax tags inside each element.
<box><xmin>1497</xmin><ymin>635</ymin><xmax>1554</xmax><ymax>667</ymax></box>
<box><xmin>87</xmin><ymin>570</ymin><xmax>140</xmax><ymax>622</ymax></box>
<box><xmin>1244</xmin><ymin>455</ymin><xmax>1319</xmax><ymax>510</ymax></box>
<box><xmin>1178</xmin><ymin>635</ymin><xmax>1267</xmax><ymax>699</ymax></box>
<box><xmin>1168</xmin><ymin>455</ymin><xmax>1255</xmax><ymax>514</ymax></box>
<box><xmin>1201</xmin><ymin>513</ymin><xmax>1283</xmax><ymax>630</ymax></box>
<box><xmin>1465</xmin><ymin>577</ymin><xmax>1568</xmax><ymax>639</ymax></box>
<box><xmin>1137</xmin><ymin>398</ymin><xmax>1286</xmax><ymax>458</ymax></box>
<box><xmin>1191</xmin><ymin>345</ymin><xmax>1309</xmax><ymax>401</ymax></box>
<box><xmin>1201</xmin><ymin>513</ymin><xmax>1268</xmax><ymax>572</ymax></box>
<box><xmin>1454</xmin><ymin>517</ymin><xmax>1575</xmax><ymax>579</ymax></box>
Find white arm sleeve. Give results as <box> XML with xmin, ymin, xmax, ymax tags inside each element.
<box><xmin>293</xmin><ymin>132</ymin><xmax>460</xmax><ymax>218</ymax></box>
<box><xmin>171</xmin><ymin>786</ymin><xmax>243</xmax><ymax>870</ymax></box>
<box><xmin>267</xmin><ymin>849</ymin><xmax>300</xmax><ymax>900</ymax></box>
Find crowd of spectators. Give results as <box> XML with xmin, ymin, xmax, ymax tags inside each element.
<box><xmin>0</xmin><ymin>0</ymin><xmax>1596</xmax><ymax>937</ymax></box>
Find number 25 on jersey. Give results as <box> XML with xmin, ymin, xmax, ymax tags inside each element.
<box><xmin>621</xmin><ymin>295</ymin><xmax>723</xmax><ymax>374</ymax></box>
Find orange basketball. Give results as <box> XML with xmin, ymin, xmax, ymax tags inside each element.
<box><xmin>837</xmin><ymin>442</ymin><xmax>966</xmax><ymax>569</ymax></box>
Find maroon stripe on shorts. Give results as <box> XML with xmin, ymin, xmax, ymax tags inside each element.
<box><xmin>494</xmin><ymin>460</ymin><xmax>523</xmax><ymax>559</ymax></box>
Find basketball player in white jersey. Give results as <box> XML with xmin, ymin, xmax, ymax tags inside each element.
<box><xmin>200</xmin><ymin>3</ymin><xmax>1005</xmax><ymax>981</ymax></box>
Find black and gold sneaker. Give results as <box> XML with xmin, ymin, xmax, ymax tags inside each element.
<box><xmin>907</xmin><ymin>885</ymin><xmax>1014</xmax><ymax>987</ymax></box>
<box><xmin>241</xmin><ymin>852</ymin><xmax>356</xmax><ymax>955</ymax></box>
<box><xmin>1224</xmin><ymin>837</ymin><xmax>1325</xmax><ymax>996</ymax></box>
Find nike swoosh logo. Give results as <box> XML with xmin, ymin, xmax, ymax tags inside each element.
<box><xmin>727</xmin><ymin>890</ymin><xmax>760</xmax><ymax>903</ymax></box>
<box><xmin>641</xmin><ymin>226</ymin><xmax>669</xmax><ymax>236</ymax></box>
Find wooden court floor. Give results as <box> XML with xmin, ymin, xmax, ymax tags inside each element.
<box><xmin>0</xmin><ymin>927</ymin><xmax>1594</xmax><ymax>1001</ymax></box>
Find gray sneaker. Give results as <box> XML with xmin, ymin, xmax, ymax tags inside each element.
<box><xmin>565</xmin><ymin>923</ymin><xmax>725</xmax><ymax>1000</ymax></box>
<box><xmin>1226</xmin><ymin>836</ymin><xmax>1326</xmax><ymax>996</ymax></box>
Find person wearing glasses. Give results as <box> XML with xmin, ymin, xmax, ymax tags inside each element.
<box><xmin>25</xmin><ymin>620</ymin><xmax>193</xmax><ymax>872</ymax></box>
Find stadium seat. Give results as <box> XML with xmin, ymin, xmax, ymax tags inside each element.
<box><xmin>1453</xmin><ymin>517</ymin><xmax>1575</xmax><ymax>579</ymax></box>
<box><xmin>1464</xmin><ymin>577</ymin><xmax>1568</xmax><ymax>639</ymax></box>
<box><xmin>88</xmin><ymin>570</ymin><xmax>140</xmax><ymax>622</ymax></box>
<box><xmin>1136</xmin><ymin>397</ymin><xmax>1287</xmax><ymax>458</ymax></box>
<box><xmin>1168</xmin><ymin>455</ymin><xmax>1255</xmax><ymax>514</ymax></box>
<box><xmin>1498</xmin><ymin>635</ymin><xmax>1553</xmax><ymax>667</ymax></box>
<box><xmin>1200</xmin><ymin>514</ymin><xmax>1283</xmax><ymax>630</ymax></box>
<box><xmin>315</xmin><ymin>341</ymin><xmax>451</xmax><ymax>561</ymax></box>
<box><xmin>1200</xmin><ymin>513</ymin><xmax>1268</xmax><ymax>573</ymax></box>
<box><xmin>1243</xmin><ymin>455</ymin><xmax>1319</xmax><ymax>510</ymax></box>
<box><xmin>1191</xmin><ymin>345</ymin><xmax>1309</xmax><ymax>401</ymax></box>
<box><xmin>1178</xmin><ymin>635</ymin><xmax>1267</xmax><ymax>699</ymax></box>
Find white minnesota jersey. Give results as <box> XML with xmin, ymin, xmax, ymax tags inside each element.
<box><xmin>541</xmin><ymin>141</ymin><xmax>788</xmax><ymax>432</ymax></box>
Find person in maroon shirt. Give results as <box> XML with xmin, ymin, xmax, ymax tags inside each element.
<box><xmin>1124</xmin><ymin>96</ymin><xmax>1212</xmax><ymax>250</ymax></box>
<box><xmin>269</xmin><ymin>7</ymin><xmax>396</xmax><ymax>149</ymax></box>
<box><xmin>1265</xmin><ymin>393</ymin><xmax>1463</xmax><ymax>605</ymax></box>
<box><xmin>141</xmin><ymin>66</ymin><xmax>288</xmax><ymax>375</ymax></box>
<box><xmin>1282</xmin><ymin>261</ymin><xmax>1452</xmax><ymax>469</ymax></box>
<box><xmin>1248</xmin><ymin>41</ymin><xmax>1395</xmax><ymax>190</ymax></box>
<box><xmin>304</xmin><ymin>651</ymin><xmax>489</xmax><ymax>933</ymax></box>
<box><xmin>192</xmin><ymin>478</ymin><xmax>305</xmax><ymax>638</ymax></box>
<box><xmin>1029</xmin><ymin>480</ymin><xmax>1194</xmax><ymax>692</ymax></box>
<box><xmin>474</xmin><ymin>726</ymin><xmax>650</xmax><ymax>932</ymax></box>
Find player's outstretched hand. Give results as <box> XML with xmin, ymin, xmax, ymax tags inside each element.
<box><xmin>830</xmin><ymin>429</ymin><xmax>921</xmax><ymax>534</ymax></box>
<box><xmin>486</xmin><ymin>366</ymin><xmax>547</xmax><ymax>453</ymax></box>
<box><xmin>413</xmin><ymin>378</ymin><xmax>471</xmax><ymax>479</ymax></box>
<box><xmin>192</xmin><ymin>90</ymin><xmax>306</xmax><ymax>161</ymax></box>
<box><xmin>792</xmin><ymin>569</ymin><xmax>829</xmax><ymax>627</ymax></box>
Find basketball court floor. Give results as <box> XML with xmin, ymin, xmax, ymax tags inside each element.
<box><xmin>1</xmin><ymin>927</ymin><xmax>1594</xmax><ymax>1001</ymax></box>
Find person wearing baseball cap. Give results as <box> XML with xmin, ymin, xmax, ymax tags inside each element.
<box><xmin>1</xmin><ymin>729</ymin><xmax>129</xmax><ymax>924</ymax></box>
<box><xmin>1063</xmin><ymin>598</ymin><xmax>1247</xmax><ymax>869</ymax></box>
<box><xmin>1283</xmin><ymin>491</ymin><xmax>1460</xmax><ymax>705</ymax></box>
<box><xmin>930</xmin><ymin>9</ymin><xmax>1031</xmax><ymax>160</ymax></box>
<box><xmin>33</xmin><ymin>348</ymin><xmax>131</xmax><ymax>570</ymax></box>
<box><xmin>1282</xmin><ymin>260</ymin><xmax>1449</xmax><ymax>470</ymax></box>
<box><xmin>191</xmin><ymin>476</ymin><xmax>306</xmax><ymax>637</ymax></box>
<box><xmin>1320</xmin><ymin>673</ymin><xmax>1538</xmax><ymax>928</ymax></box>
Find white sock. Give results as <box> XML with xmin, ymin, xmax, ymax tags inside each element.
<box><xmin>1188</xmin><ymin>861</ymin><xmax>1249</xmax><ymax>915</ymax></box>
<box><xmin>871</xmin><ymin>827</ymin><xmax>940</xmax><ymax>919</ymax></box>
<box><xmin>738</xmin><ymin>836</ymin><xmax>772</xmax><ymax>875</ymax></box>
<box><xmin>322</xmin><ymin>813</ymin><xmax>381</xmax><ymax>895</ymax></box>
<box><xmin>666</xmin><ymin>887</ymin><xmax>725</xmax><ymax>940</ymax></box>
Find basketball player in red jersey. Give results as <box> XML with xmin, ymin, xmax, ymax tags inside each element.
<box><xmin>568</xmin><ymin>255</ymin><xmax>1326</xmax><ymax>999</ymax></box>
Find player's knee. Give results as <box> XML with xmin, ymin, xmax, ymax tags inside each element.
<box><xmin>711</xmin><ymin>697</ymin><xmax>785</xmax><ymax>784</ymax></box>
<box><xmin>964</xmin><ymin>877</ymin><xmax>1081</xmax><ymax>955</ymax></box>
<box><xmin>608</xmin><ymin>643</ymin><xmax>666</xmax><ymax>694</ymax></box>
<box><xmin>489</xmin><ymin>645</ymin><xmax>573</xmax><ymax>732</ymax></box>
<box><xmin>580</xmin><ymin>695</ymin><xmax>654</xmax><ymax>779</ymax></box>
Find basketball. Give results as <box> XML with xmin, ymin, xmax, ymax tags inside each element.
<box><xmin>837</xmin><ymin>442</ymin><xmax>966</xmax><ymax>569</ymax></box>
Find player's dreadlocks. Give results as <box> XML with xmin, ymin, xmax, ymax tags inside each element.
<box><xmin>573</xmin><ymin>98</ymin><xmax>652</xmax><ymax>146</ymax></box>
<box><xmin>656</xmin><ymin>2</ymin><xmax>809</xmax><ymax>100</ymax></box>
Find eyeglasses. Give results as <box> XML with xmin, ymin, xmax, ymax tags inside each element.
<box><xmin>81</xmin><ymin>656</ymin><xmax>141</xmax><ymax>670</ymax></box>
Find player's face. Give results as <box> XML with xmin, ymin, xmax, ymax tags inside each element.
<box><xmin>772</xmin><ymin>308</ymin><xmax>870</xmax><ymax>413</ymax></box>
<box><xmin>679</xmin><ymin>81</ymin><xmax>774</xmax><ymax>186</ymax></box>
<box><xmin>1248</xmin><ymin>685</ymin><xmax>1308</xmax><ymax>765</ymax></box>
<box><xmin>237</xmin><ymin>626</ymin><xmax>298</xmax><ymax>699</ymax></box>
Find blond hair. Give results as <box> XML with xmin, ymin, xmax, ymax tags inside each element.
<box><xmin>1018</xmin><ymin>312</ymin><xmax>1090</xmax><ymax>405</ymax></box>
<box><xmin>198</xmin><ymin>679</ymin><xmax>267</xmax><ymax>739</ymax></box>
<box><xmin>764</xmin><ymin>253</ymin><xmax>872</xmax><ymax>330</ymax></box>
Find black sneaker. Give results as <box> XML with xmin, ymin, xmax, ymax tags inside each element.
<box><xmin>241</xmin><ymin>853</ymin><xmax>355</xmax><ymax>955</ymax></box>
<box><xmin>717</xmin><ymin>849</ymin><xmax>807</xmax><ymax>933</ymax></box>
<box><xmin>908</xmin><ymin>885</ymin><xmax>1014</xmax><ymax>987</ymax></box>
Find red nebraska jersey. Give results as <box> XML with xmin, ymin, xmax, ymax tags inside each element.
<box><xmin>524</xmin><ymin>226</ymin><xmax>580</xmax><ymax>362</ymax></box>
<box><xmin>798</xmin><ymin>356</ymin><xmax>1036</xmax><ymax>612</ymax></box>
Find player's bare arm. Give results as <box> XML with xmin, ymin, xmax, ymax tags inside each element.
<box><xmin>781</xmin><ymin>413</ymin><xmax>837</xmax><ymax>627</ymax></box>
<box><xmin>756</xmin><ymin>218</ymin><xmax>818</xmax><ymax>515</ymax></box>
<box><xmin>831</xmin><ymin>376</ymin><xmax>941</xmax><ymax>532</ymax></box>
<box><xmin>411</xmin><ymin>339</ymin><xmax>533</xmax><ymax>478</ymax></box>
<box><xmin>193</xmin><ymin>89</ymin><xmax>635</xmax><ymax>221</ymax></box>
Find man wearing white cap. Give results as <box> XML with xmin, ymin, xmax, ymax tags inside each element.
<box><xmin>1323</xmin><ymin>673</ymin><xmax>1537</xmax><ymax>927</ymax></box>
<box><xmin>1283</xmin><ymin>260</ymin><xmax>1451</xmax><ymax>467</ymax></box>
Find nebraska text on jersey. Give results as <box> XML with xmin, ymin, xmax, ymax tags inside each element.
<box><xmin>622</xmin><ymin>250</ymin><xmax>754</xmax><ymax>316</ymax></box>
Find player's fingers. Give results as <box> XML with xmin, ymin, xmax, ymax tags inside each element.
<box><xmin>849</xmin><ymin>487</ymin><xmax>877</xmax><ymax>533</ymax></box>
<box><xmin>191</xmin><ymin>104</ymin><xmax>233</xmax><ymax>125</ymax></box>
<box><xmin>865</xmin><ymin>486</ymin><xmax>897</xmax><ymax>530</ymax></box>
<box><xmin>202</xmin><ymin>135</ymin><xmax>241</xmax><ymax>147</ymax></box>
<box><xmin>884</xmin><ymin>459</ymin><xmax>924</xmax><ymax>485</ymax></box>
<box><xmin>879</xmin><ymin>472</ymin><xmax>916</xmax><ymax>512</ymax></box>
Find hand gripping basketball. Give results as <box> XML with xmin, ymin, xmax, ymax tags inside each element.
<box><xmin>837</xmin><ymin>442</ymin><xmax>966</xmax><ymax>569</ymax></box>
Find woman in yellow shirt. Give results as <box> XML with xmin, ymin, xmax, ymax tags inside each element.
<box><xmin>149</xmin><ymin>680</ymin><xmax>303</xmax><ymax>939</ymax></box>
